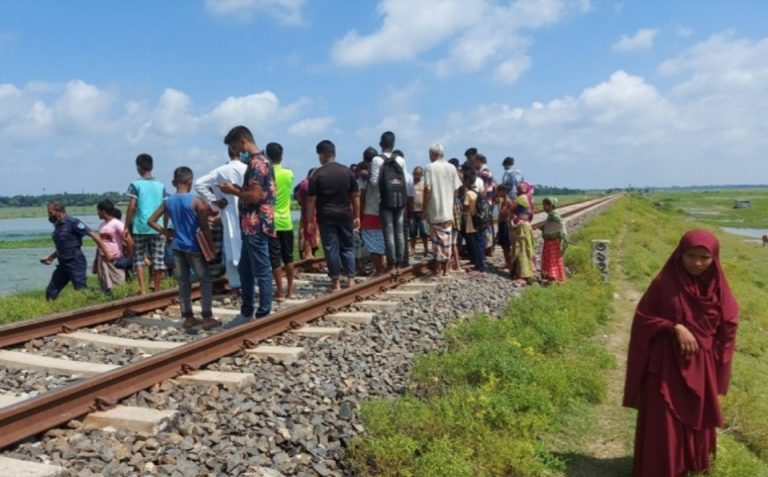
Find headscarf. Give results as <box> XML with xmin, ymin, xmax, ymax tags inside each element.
<box><xmin>544</xmin><ymin>197</ymin><xmax>562</xmax><ymax>223</ymax></box>
<box><xmin>623</xmin><ymin>230</ymin><xmax>739</xmax><ymax>429</ymax></box>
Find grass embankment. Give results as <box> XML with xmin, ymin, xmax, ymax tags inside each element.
<box><xmin>0</xmin><ymin>273</ymin><xmax>177</xmax><ymax>326</ymax></box>
<box><xmin>348</xmin><ymin>214</ymin><xmax>615</xmax><ymax>475</ymax></box>
<box><xmin>0</xmin><ymin>205</ymin><xmax>97</xmax><ymax>219</ymax></box>
<box><xmin>553</xmin><ymin>195</ymin><xmax>768</xmax><ymax>476</ymax></box>
<box><xmin>0</xmin><ymin>236</ymin><xmax>89</xmax><ymax>249</ymax></box>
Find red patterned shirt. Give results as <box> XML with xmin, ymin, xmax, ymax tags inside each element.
<box><xmin>238</xmin><ymin>151</ymin><xmax>276</xmax><ymax>237</ymax></box>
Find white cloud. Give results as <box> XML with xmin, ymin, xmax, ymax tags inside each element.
<box><xmin>204</xmin><ymin>0</ymin><xmax>306</xmax><ymax>26</ymax></box>
<box><xmin>441</xmin><ymin>33</ymin><xmax>768</xmax><ymax>187</ymax></box>
<box><xmin>494</xmin><ymin>55</ymin><xmax>532</xmax><ymax>84</ymax></box>
<box><xmin>0</xmin><ymin>80</ymin><xmax>319</xmax><ymax>194</ymax></box>
<box><xmin>332</xmin><ymin>0</ymin><xmax>575</xmax><ymax>84</ymax></box>
<box><xmin>288</xmin><ymin>116</ymin><xmax>335</xmax><ymax>137</ymax></box>
<box><xmin>381</xmin><ymin>81</ymin><xmax>424</xmax><ymax>114</ymax></box>
<box><xmin>612</xmin><ymin>28</ymin><xmax>658</xmax><ymax>53</ymax></box>
<box><xmin>331</xmin><ymin>0</ymin><xmax>478</xmax><ymax>67</ymax></box>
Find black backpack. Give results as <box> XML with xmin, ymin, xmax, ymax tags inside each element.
<box><xmin>472</xmin><ymin>190</ymin><xmax>492</xmax><ymax>229</ymax></box>
<box><xmin>379</xmin><ymin>155</ymin><xmax>407</xmax><ymax>210</ymax></box>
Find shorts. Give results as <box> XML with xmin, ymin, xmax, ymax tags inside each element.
<box><xmin>361</xmin><ymin>228</ymin><xmax>385</xmax><ymax>255</ymax></box>
<box><xmin>268</xmin><ymin>230</ymin><xmax>294</xmax><ymax>268</ymax></box>
<box><xmin>409</xmin><ymin>211</ymin><xmax>428</xmax><ymax>238</ymax></box>
<box><xmin>133</xmin><ymin>234</ymin><xmax>166</xmax><ymax>271</ymax></box>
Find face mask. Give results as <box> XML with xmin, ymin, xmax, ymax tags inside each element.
<box><xmin>239</xmin><ymin>151</ymin><xmax>250</xmax><ymax>164</ymax></box>
<box><xmin>48</xmin><ymin>215</ymin><xmax>58</xmax><ymax>224</ymax></box>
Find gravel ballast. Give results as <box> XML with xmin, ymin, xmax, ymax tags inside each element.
<box><xmin>1</xmin><ymin>202</ymin><xmax>612</xmax><ymax>476</ymax></box>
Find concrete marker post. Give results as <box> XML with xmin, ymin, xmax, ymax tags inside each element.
<box><xmin>592</xmin><ymin>240</ymin><xmax>610</xmax><ymax>282</ymax></box>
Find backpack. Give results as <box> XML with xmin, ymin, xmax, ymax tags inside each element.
<box><xmin>472</xmin><ymin>190</ymin><xmax>492</xmax><ymax>229</ymax></box>
<box><xmin>379</xmin><ymin>155</ymin><xmax>407</xmax><ymax>210</ymax></box>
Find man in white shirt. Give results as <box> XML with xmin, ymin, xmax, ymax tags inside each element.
<box><xmin>369</xmin><ymin>131</ymin><xmax>408</xmax><ymax>271</ymax></box>
<box><xmin>194</xmin><ymin>147</ymin><xmax>247</xmax><ymax>290</ymax></box>
<box><xmin>424</xmin><ymin>143</ymin><xmax>462</xmax><ymax>276</ymax></box>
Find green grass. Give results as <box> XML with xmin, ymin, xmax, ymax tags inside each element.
<box><xmin>0</xmin><ymin>272</ymin><xmax>177</xmax><ymax>325</ymax></box>
<box><xmin>348</xmin><ymin>222</ymin><xmax>615</xmax><ymax>476</ymax></box>
<box><xmin>577</xmin><ymin>195</ymin><xmax>768</xmax><ymax>474</ymax></box>
<box><xmin>0</xmin><ymin>205</ymin><xmax>97</xmax><ymax>219</ymax></box>
<box><xmin>612</xmin><ymin>195</ymin><xmax>768</xmax><ymax>469</ymax></box>
<box><xmin>348</xmin><ymin>193</ymin><xmax>768</xmax><ymax>476</ymax></box>
<box><xmin>0</xmin><ymin>236</ymin><xmax>91</xmax><ymax>249</ymax></box>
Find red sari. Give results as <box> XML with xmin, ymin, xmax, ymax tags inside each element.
<box><xmin>623</xmin><ymin>230</ymin><xmax>739</xmax><ymax>477</ymax></box>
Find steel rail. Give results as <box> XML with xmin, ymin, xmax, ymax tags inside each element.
<box><xmin>0</xmin><ymin>195</ymin><xmax>615</xmax><ymax>449</ymax></box>
<box><xmin>0</xmin><ymin>257</ymin><xmax>325</xmax><ymax>348</ymax></box>
<box><xmin>0</xmin><ymin>262</ymin><xmax>432</xmax><ymax>449</ymax></box>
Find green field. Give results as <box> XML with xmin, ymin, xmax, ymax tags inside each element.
<box><xmin>349</xmin><ymin>191</ymin><xmax>768</xmax><ymax>476</ymax></box>
<box><xmin>650</xmin><ymin>188</ymin><xmax>768</xmax><ymax>229</ymax></box>
<box><xmin>0</xmin><ymin>205</ymin><xmax>98</xmax><ymax>219</ymax></box>
<box><xmin>0</xmin><ymin>273</ymin><xmax>178</xmax><ymax>325</ymax></box>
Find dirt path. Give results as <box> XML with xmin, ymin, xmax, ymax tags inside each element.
<box><xmin>554</xmin><ymin>226</ymin><xmax>640</xmax><ymax>476</ymax></box>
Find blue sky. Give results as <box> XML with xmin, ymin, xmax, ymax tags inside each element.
<box><xmin>1</xmin><ymin>0</ymin><xmax>767</xmax><ymax>195</ymax></box>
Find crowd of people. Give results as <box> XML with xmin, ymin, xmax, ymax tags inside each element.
<box><xmin>37</xmin><ymin>125</ymin><xmax>743</xmax><ymax>477</ymax></box>
<box><xmin>41</xmin><ymin>125</ymin><xmax>571</xmax><ymax>328</ymax></box>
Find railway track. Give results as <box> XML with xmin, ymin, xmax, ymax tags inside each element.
<box><xmin>0</xmin><ymin>195</ymin><xmax>617</xmax><ymax>467</ymax></box>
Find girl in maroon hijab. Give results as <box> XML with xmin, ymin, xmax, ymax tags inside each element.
<box><xmin>623</xmin><ymin>230</ymin><xmax>738</xmax><ymax>477</ymax></box>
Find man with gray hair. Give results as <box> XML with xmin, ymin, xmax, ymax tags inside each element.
<box><xmin>423</xmin><ymin>143</ymin><xmax>462</xmax><ymax>276</ymax></box>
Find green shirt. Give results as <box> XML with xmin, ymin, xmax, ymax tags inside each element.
<box><xmin>273</xmin><ymin>164</ymin><xmax>294</xmax><ymax>232</ymax></box>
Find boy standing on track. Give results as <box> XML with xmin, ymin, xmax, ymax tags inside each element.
<box><xmin>148</xmin><ymin>167</ymin><xmax>220</xmax><ymax>331</ymax></box>
<box><xmin>218</xmin><ymin>126</ymin><xmax>276</xmax><ymax>329</ymax></box>
<box><xmin>462</xmin><ymin>169</ymin><xmax>486</xmax><ymax>275</ymax></box>
<box><xmin>266</xmin><ymin>142</ymin><xmax>297</xmax><ymax>302</ymax></box>
<box><xmin>123</xmin><ymin>153</ymin><xmax>167</xmax><ymax>295</ymax></box>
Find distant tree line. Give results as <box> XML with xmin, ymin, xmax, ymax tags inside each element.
<box><xmin>533</xmin><ymin>185</ymin><xmax>586</xmax><ymax>195</ymax></box>
<box><xmin>0</xmin><ymin>192</ymin><xmax>128</xmax><ymax>208</ymax></box>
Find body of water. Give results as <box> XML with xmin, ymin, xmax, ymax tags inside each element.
<box><xmin>0</xmin><ymin>246</ymin><xmax>97</xmax><ymax>296</ymax></box>
<box><xmin>0</xmin><ymin>215</ymin><xmax>101</xmax><ymax>241</ymax></box>
<box><xmin>0</xmin><ymin>211</ymin><xmax>303</xmax><ymax>296</ymax></box>
<box><xmin>721</xmin><ymin>226</ymin><xmax>765</xmax><ymax>244</ymax></box>
<box><xmin>0</xmin><ymin>216</ymin><xmax>101</xmax><ymax>295</ymax></box>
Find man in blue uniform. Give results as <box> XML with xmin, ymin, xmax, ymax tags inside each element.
<box><xmin>40</xmin><ymin>201</ymin><xmax>115</xmax><ymax>300</ymax></box>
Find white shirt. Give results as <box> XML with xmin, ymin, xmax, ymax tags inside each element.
<box><xmin>367</xmin><ymin>152</ymin><xmax>409</xmax><ymax>214</ymax></box>
<box><xmin>424</xmin><ymin>159</ymin><xmax>462</xmax><ymax>223</ymax></box>
<box><xmin>194</xmin><ymin>159</ymin><xmax>247</xmax><ymax>265</ymax></box>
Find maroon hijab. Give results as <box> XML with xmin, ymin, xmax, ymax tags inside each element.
<box><xmin>623</xmin><ymin>230</ymin><xmax>739</xmax><ymax>429</ymax></box>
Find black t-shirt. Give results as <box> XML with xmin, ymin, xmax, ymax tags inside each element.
<box><xmin>308</xmin><ymin>162</ymin><xmax>359</xmax><ymax>225</ymax></box>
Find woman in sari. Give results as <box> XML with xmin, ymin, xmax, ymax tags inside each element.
<box><xmin>623</xmin><ymin>230</ymin><xmax>738</xmax><ymax>477</ymax></box>
<box><xmin>540</xmin><ymin>197</ymin><xmax>568</xmax><ymax>282</ymax></box>
<box><xmin>508</xmin><ymin>185</ymin><xmax>535</xmax><ymax>284</ymax></box>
